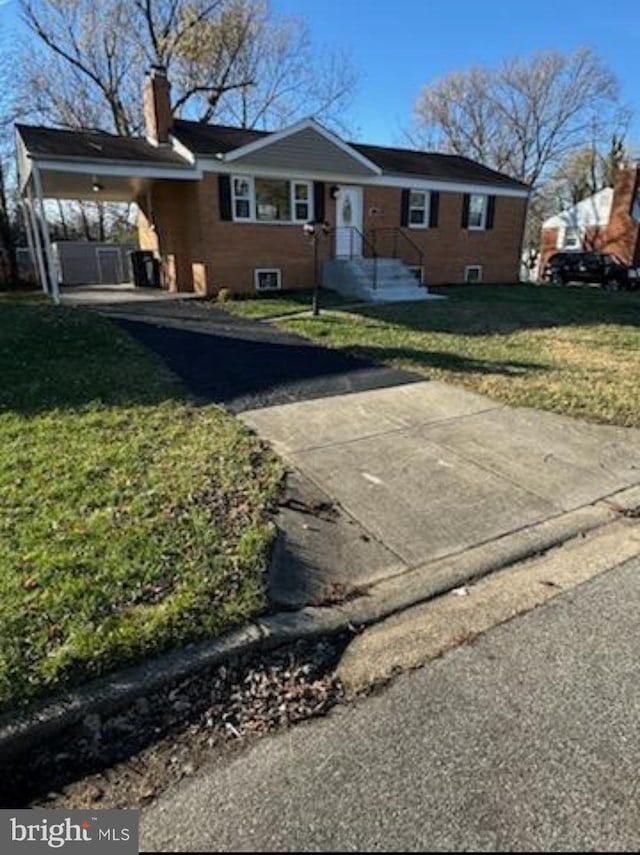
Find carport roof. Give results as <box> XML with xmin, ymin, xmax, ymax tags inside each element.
<box><xmin>16</xmin><ymin>124</ymin><xmax>191</xmax><ymax>168</ymax></box>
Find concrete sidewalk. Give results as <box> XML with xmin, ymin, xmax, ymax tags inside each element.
<box><xmin>242</xmin><ymin>380</ymin><xmax>640</xmax><ymax>603</ymax></box>
<box><xmin>77</xmin><ymin>295</ymin><xmax>640</xmax><ymax>610</ymax></box>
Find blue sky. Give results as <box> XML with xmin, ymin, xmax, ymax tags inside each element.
<box><xmin>2</xmin><ymin>0</ymin><xmax>638</xmax><ymax>145</ymax></box>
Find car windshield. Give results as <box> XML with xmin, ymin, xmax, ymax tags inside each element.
<box><xmin>604</xmin><ymin>254</ymin><xmax>624</xmax><ymax>265</ymax></box>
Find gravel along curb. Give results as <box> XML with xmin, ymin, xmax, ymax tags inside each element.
<box><xmin>0</xmin><ymin>494</ymin><xmax>629</xmax><ymax>764</ymax></box>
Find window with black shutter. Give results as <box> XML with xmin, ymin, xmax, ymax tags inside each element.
<box><xmin>401</xmin><ymin>189</ymin><xmax>410</xmax><ymax>227</ymax></box>
<box><xmin>429</xmin><ymin>191</ymin><xmax>440</xmax><ymax>228</ymax></box>
<box><xmin>461</xmin><ymin>193</ymin><xmax>470</xmax><ymax>228</ymax></box>
<box><xmin>219</xmin><ymin>175</ymin><xmax>233</xmax><ymax>221</ymax></box>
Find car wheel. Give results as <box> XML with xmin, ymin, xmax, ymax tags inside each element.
<box><xmin>550</xmin><ymin>271</ymin><xmax>564</xmax><ymax>285</ymax></box>
<box><xmin>604</xmin><ymin>278</ymin><xmax>621</xmax><ymax>292</ymax></box>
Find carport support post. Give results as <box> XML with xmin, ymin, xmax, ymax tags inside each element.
<box><xmin>24</xmin><ymin>196</ymin><xmax>48</xmax><ymax>297</ymax></box>
<box><xmin>20</xmin><ymin>200</ymin><xmax>40</xmax><ymax>291</ymax></box>
<box><xmin>32</xmin><ymin>165</ymin><xmax>60</xmax><ymax>305</ymax></box>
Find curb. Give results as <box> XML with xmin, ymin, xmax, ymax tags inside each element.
<box><xmin>0</xmin><ymin>491</ymin><xmax>633</xmax><ymax>764</ymax></box>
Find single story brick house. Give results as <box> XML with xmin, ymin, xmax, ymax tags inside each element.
<box><xmin>540</xmin><ymin>164</ymin><xmax>640</xmax><ymax>271</ymax></box>
<box><xmin>16</xmin><ymin>67</ymin><xmax>529</xmax><ymax>299</ymax></box>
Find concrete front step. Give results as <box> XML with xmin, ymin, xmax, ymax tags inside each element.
<box><xmin>323</xmin><ymin>257</ymin><xmax>437</xmax><ymax>303</ymax></box>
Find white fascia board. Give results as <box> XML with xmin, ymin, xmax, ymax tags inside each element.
<box><xmin>32</xmin><ymin>157</ymin><xmax>202</xmax><ymax>181</ymax></box>
<box><xmin>367</xmin><ymin>173</ymin><xmax>529</xmax><ymax>198</ymax></box>
<box><xmin>195</xmin><ymin>159</ymin><xmax>529</xmax><ymax>198</ymax></box>
<box><xmin>222</xmin><ymin>117</ymin><xmax>383</xmax><ymax>176</ymax></box>
<box><xmin>169</xmin><ymin>134</ymin><xmax>198</xmax><ymax>165</ymax></box>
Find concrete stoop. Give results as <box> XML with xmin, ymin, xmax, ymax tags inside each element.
<box><xmin>322</xmin><ymin>257</ymin><xmax>444</xmax><ymax>303</ymax></box>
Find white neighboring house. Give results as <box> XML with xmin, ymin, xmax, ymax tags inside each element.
<box><xmin>542</xmin><ymin>187</ymin><xmax>614</xmax><ymax>251</ymax></box>
<box><xmin>540</xmin><ymin>164</ymin><xmax>640</xmax><ymax>277</ymax></box>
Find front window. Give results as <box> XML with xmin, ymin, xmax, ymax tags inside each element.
<box><xmin>468</xmin><ymin>194</ymin><xmax>487</xmax><ymax>229</ymax></box>
<box><xmin>293</xmin><ymin>182</ymin><xmax>311</xmax><ymax>222</ymax></box>
<box><xmin>233</xmin><ymin>177</ymin><xmax>252</xmax><ymax>220</ymax></box>
<box><xmin>409</xmin><ymin>191</ymin><xmax>429</xmax><ymax>227</ymax></box>
<box><xmin>232</xmin><ymin>176</ymin><xmax>313</xmax><ymax>223</ymax></box>
<box><xmin>255</xmin><ymin>178</ymin><xmax>291</xmax><ymax>222</ymax></box>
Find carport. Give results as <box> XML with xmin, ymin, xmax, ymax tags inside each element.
<box><xmin>15</xmin><ymin>124</ymin><xmax>198</xmax><ymax>303</ymax></box>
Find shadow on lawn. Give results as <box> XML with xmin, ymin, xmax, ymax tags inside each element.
<box><xmin>351</xmin><ymin>284</ymin><xmax>640</xmax><ymax>337</ymax></box>
<box><xmin>344</xmin><ymin>343</ymin><xmax>547</xmax><ymax>378</ymax></box>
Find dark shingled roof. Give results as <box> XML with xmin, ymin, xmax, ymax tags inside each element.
<box><xmin>171</xmin><ymin>119</ymin><xmax>528</xmax><ymax>190</ymax></box>
<box><xmin>17</xmin><ymin>120</ymin><xmax>529</xmax><ymax>191</ymax></box>
<box><xmin>351</xmin><ymin>142</ymin><xmax>528</xmax><ymax>189</ymax></box>
<box><xmin>172</xmin><ymin>119</ymin><xmax>266</xmax><ymax>155</ymax></box>
<box><xmin>16</xmin><ymin>124</ymin><xmax>191</xmax><ymax>168</ymax></box>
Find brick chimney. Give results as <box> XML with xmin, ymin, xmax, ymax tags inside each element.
<box><xmin>607</xmin><ymin>164</ymin><xmax>640</xmax><ymax>265</ymax></box>
<box><xmin>143</xmin><ymin>65</ymin><xmax>172</xmax><ymax>145</ymax></box>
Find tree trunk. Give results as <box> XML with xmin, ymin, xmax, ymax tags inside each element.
<box><xmin>0</xmin><ymin>163</ymin><xmax>19</xmax><ymax>286</ymax></box>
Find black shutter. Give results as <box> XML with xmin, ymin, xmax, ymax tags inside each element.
<box><xmin>401</xmin><ymin>189</ymin><xmax>410</xmax><ymax>226</ymax></box>
<box><xmin>486</xmin><ymin>195</ymin><xmax>496</xmax><ymax>229</ymax></box>
<box><xmin>429</xmin><ymin>191</ymin><xmax>440</xmax><ymax>228</ymax></box>
<box><xmin>461</xmin><ymin>193</ymin><xmax>470</xmax><ymax>228</ymax></box>
<box><xmin>219</xmin><ymin>175</ymin><xmax>232</xmax><ymax>221</ymax></box>
<box><xmin>313</xmin><ymin>181</ymin><xmax>325</xmax><ymax>223</ymax></box>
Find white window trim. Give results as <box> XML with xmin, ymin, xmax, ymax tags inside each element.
<box><xmin>558</xmin><ymin>225</ymin><xmax>583</xmax><ymax>250</ymax></box>
<box><xmin>408</xmin><ymin>190</ymin><xmax>430</xmax><ymax>229</ymax></box>
<box><xmin>254</xmin><ymin>268</ymin><xmax>282</xmax><ymax>291</ymax></box>
<box><xmin>464</xmin><ymin>265</ymin><xmax>483</xmax><ymax>283</ymax></box>
<box><xmin>291</xmin><ymin>180</ymin><xmax>313</xmax><ymax>224</ymax></box>
<box><xmin>232</xmin><ymin>175</ymin><xmax>314</xmax><ymax>225</ymax></box>
<box><xmin>232</xmin><ymin>176</ymin><xmax>253</xmax><ymax>221</ymax></box>
<box><xmin>467</xmin><ymin>194</ymin><xmax>488</xmax><ymax>231</ymax></box>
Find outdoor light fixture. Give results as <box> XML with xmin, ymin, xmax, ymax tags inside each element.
<box><xmin>330</xmin><ymin>185</ymin><xmax>340</xmax><ymax>199</ymax></box>
<box><xmin>92</xmin><ymin>180</ymin><xmax>104</xmax><ymax>193</ymax></box>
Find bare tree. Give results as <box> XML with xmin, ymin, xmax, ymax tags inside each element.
<box><xmin>412</xmin><ymin>48</ymin><xmax>624</xmax><ymax>189</ymax></box>
<box><xmin>0</xmin><ymin>30</ymin><xmax>20</xmax><ymax>285</ymax></box>
<box><xmin>547</xmin><ymin>134</ymin><xmax>628</xmax><ymax>207</ymax></box>
<box><xmin>20</xmin><ymin>0</ymin><xmax>356</xmax><ymax>134</ymax></box>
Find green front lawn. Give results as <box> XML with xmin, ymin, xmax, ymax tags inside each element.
<box><xmin>0</xmin><ymin>300</ymin><xmax>283</xmax><ymax>711</ymax></box>
<box><xmin>225</xmin><ymin>284</ymin><xmax>640</xmax><ymax>428</ymax></box>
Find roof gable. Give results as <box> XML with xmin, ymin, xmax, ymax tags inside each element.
<box><xmin>543</xmin><ymin>187</ymin><xmax>614</xmax><ymax>229</ymax></box>
<box><xmin>223</xmin><ymin>118</ymin><xmax>382</xmax><ymax>176</ymax></box>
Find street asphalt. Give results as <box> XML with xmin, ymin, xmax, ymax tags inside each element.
<box><xmin>141</xmin><ymin>556</ymin><xmax>640</xmax><ymax>852</ymax></box>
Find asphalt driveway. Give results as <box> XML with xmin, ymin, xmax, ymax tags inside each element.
<box><xmin>85</xmin><ymin>295</ymin><xmax>640</xmax><ymax>609</ymax></box>
<box><xmin>96</xmin><ymin>298</ymin><xmax>418</xmax><ymax>412</ymax></box>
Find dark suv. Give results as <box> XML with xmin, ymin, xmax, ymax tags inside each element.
<box><xmin>543</xmin><ymin>252</ymin><xmax>640</xmax><ymax>290</ymax></box>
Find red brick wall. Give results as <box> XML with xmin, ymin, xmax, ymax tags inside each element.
<box><xmin>607</xmin><ymin>167</ymin><xmax>640</xmax><ymax>265</ymax></box>
<box><xmin>139</xmin><ymin>175</ymin><xmax>527</xmax><ymax>293</ymax></box>
<box><xmin>361</xmin><ymin>186</ymin><xmax>526</xmax><ymax>285</ymax></box>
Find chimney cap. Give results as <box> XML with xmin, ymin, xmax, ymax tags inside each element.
<box><xmin>148</xmin><ymin>64</ymin><xmax>168</xmax><ymax>78</ymax></box>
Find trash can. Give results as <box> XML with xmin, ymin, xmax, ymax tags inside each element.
<box><xmin>129</xmin><ymin>250</ymin><xmax>161</xmax><ymax>288</ymax></box>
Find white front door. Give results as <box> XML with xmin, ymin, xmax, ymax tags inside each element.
<box><xmin>335</xmin><ymin>186</ymin><xmax>364</xmax><ymax>258</ymax></box>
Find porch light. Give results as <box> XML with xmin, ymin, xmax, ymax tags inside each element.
<box><xmin>92</xmin><ymin>180</ymin><xmax>104</xmax><ymax>193</ymax></box>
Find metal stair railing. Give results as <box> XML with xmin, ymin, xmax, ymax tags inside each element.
<box><xmin>369</xmin><ymin>228</ymin><xmax>425</xmax><ymax>284</ymax></box>
<box><xmin>329</xmin><ymin>226</ymin><xmax>379</xmax><ymax>290</ymax></box>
